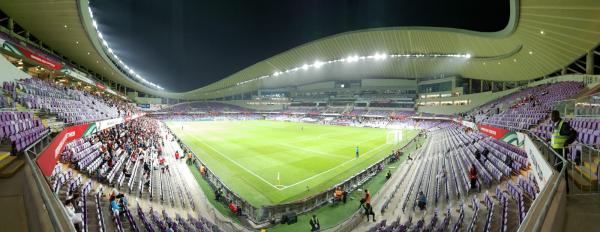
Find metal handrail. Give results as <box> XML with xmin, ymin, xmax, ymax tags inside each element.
<box><xmin>526</xmin><ymin>133</ymin><xmax>567</xmax><ymax>232</ymax></box>
<box><xmin>458</xmin><ymin>121</ymin><xmax>567</xmax><ymax>232</ymax></box>
<box><xmin>23</xmin><ymin>133</ymin><xmax>76</xmax><ymax>232</ymax></box>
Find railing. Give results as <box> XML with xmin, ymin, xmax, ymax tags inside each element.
<box><xmin>564</xmin><ymin>143</ymin><xmax>600</xmax><ymax>194</ymax></box>
<box><xmin>170</xmin><ymin>123</ymin><xmax>421</xmax><ymax>226</ymax></box>
<box><xmin>522</xmin><ymin>133</ymin><xmax>567</xmax><ymax>232</ymax></box>
<box><xmin>22</xmin><ymin>132</ymin><xmax>77</xmax><ymax>232</ymax></box>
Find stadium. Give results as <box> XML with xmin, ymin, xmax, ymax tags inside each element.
<box><xmin>0</xmin><ymin>0</ymin><xmax>598</xmax><ymax>232</ymax></box>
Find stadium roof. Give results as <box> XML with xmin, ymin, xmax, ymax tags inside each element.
<box><xmin>0</xmin><ymin>0</ymin><xmax>599</xmax><ymax>100</ymax></box>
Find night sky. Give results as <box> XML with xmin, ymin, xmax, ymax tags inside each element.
<box><xmin>90</xmin><ymin>0</ymin><xmax>508</xmax><ymax>92</ymax></box>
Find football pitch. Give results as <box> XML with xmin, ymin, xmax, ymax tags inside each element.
<box><xmin>166</xmin><ymin>120</ymin><xmax>417</xmax><ymax>206</ymax></box>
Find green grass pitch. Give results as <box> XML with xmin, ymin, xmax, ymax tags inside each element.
<box><xmin>166</xmin><ymin>120</ymin><xmax>417</xmax><ymax>206</ymax></box>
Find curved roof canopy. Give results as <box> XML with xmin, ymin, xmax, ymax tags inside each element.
<box><xmin>0</xmin><ymin>0</ymin><xmax>599</xmax><ymax>100</ymax></box>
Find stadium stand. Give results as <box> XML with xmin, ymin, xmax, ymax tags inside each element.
<box><xmin>0</xmin><ymin>0</ymin><xmax>599</xmax><ymax>231</ymax></box>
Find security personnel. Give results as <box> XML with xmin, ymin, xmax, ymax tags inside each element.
<box><xmin>550</xmin><ymin>110</ymin><xmax>577</xmax><ymax>194</ymax></box>
<box><xmin>550</xmin><ymin>110</ymin><xmax>577</xmax><ymax>170</ymax></box>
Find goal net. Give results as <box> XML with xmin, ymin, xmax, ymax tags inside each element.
<box><xmin>386</xmin><ymin>129</ymin><xmax>403</xmax><ymax>145</ymax></box>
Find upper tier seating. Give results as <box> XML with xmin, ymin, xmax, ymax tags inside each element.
<box><xmin>161</xmin><ymin>101</ymin><xmax>250</xmax><ymax>113</ymax></box>
<box><xmin>0</xmin><ymin>111</ymin><xmax>50</xmax><ymax>152</ymax></box>
<box><xmin>479</xmin><ymin>81</ymin><xmax>584</xmax><ymax>130</ymax></box>
<box><xmin>6</xmin><ymin>78</ymin><xmax>137</xmax><ymax>125</ymax></box>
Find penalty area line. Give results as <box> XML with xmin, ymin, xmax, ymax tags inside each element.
<box><xmin>187</xmin><ymin>134</ymin><xmax>284</xmax><ymax>190</ymax></box>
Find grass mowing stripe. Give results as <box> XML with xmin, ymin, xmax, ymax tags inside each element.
<box><xmin>168</xmin><ymin>120</ymin><xmax>417</xmax><ymax>206</ymax></box>
<box><xmin>186</xmin><ymin>132</ymin><xmax>282</xmax><ymax>190</ymax></box>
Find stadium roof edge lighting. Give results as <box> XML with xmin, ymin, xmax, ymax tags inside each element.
<box><xmin>87</xmin><ymin>6</ymin><xmax>164</xmax><ymax>90</ymax></box>
<box><xmin>235</xmin><ymin>52</ymin><xmax>471</xmax><ymax>86</ymax></box>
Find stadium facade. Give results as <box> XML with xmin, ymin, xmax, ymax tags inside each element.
<box><xmin>0</xmin><ymin>0</ymin><xmax>597</xmax><ymax>232</ymax></box>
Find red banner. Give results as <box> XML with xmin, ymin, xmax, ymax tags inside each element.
<box><xmin>16</xmin><ymin>46</ymin><xmax>62</xmax><ymax>70</ymax></box>
<box><xmin>36</xmin><ymin>123</ymin><xmax>90</xmax><ymax>176</ymax></box>
<box><xmin>95</xmin><ymin>82</ymin><xmax>106</xmax><ymax>90</ymax></box>
<box><xmin>477</xmin><ymin>124</ymin><xmax>509</xmax><ymax>139</ymax></box>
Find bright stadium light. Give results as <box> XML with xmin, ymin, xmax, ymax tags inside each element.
<box><xmin>234</xmin><ymin>51</ymin><xmax>479</xmax><ymax>86</ymax></box>
<box><xmin>88</xmin><ymin>6</ymin><xmax>164</xmax><ymax>91</ymax></box>
<box><xmin>346</xmin><ymin>55</ymin><xmax>359</xmax><ymax>63</ymax></box>
<box><xmin>374</xmin><ymin>53</ymin><xmax>388</xmax><ymax>60</ymax></box>
<box><xmin>313</xmin><ymin>60</ymin><xmax>324</xmax><ymax>68</ymax></box>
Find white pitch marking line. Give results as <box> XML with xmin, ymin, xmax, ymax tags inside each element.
<box><xmin>279</xmin><ymin>142</ymin><xmax>390</xmax><ymax>190</ymax></box>
<box><xmin>187</xmin><ymin>134</ymin><xmax>283</xmax><ymax>190</ymax></box>
<box><xmin>182</xmin><ymin>125</ymin><xmax>392</xmax><ymax>192</ymax></box>
<box><xmin>278</xmin><ymin>142</ymin><xmax>350</xmax><ymax>160</ymax></box>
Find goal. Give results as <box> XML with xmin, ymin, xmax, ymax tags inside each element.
<box><xmin>386</xmin><ymin>129</ymin><xmax>403</xmax><ymax>145</ymax></box>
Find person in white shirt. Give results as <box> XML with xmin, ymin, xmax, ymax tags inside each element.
<box><xmin>65</xmin><ymin>201</ymin><xmax>83</xmax><ymax>229</ymax></box>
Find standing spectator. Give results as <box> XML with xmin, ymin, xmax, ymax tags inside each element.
<box><xmin>469</xmin><ymin>165</ymin><xmax>478</xmax><ymax>193</ymax></box>
<box><xmin>359</xmin><ymin>189</ymin><xmax>371</xmax><ymax>209</ymax></box>
<box><xmin>364</xmin><ymin>203</ymin><xmax>376</xmax><ymax>222</ymax></box>
<box><xmin>309</xmin><ymin>214</ymin><xmax>320</xmax><ymax>231</ymax></box>
<box><xmin>187</xmin><ymin>152</ymin><xmax>193</xmax><ymax>165</ymax></box>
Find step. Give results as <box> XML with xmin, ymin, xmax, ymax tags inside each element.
<box><xmin>568</xmin><ymin>169</ymin><xmax>599</xmax><ymax>192</ymax></box>
<box><xmin>0</xmin><ymin>155</ymin><xmax>17</xmax><ymax>171</ymax></box>
<box><xmin>574</xmin><ymin>165</ymin><xmax>598</xmax><ymax>182</ymax></box>
<box><xmin>583</xmin><ymin>161</ymin><xmax>599</xmax><ymax>174</ymax></box>
<box><xmin>0</xmin><ymin>159</ymin><xmax>24</xmax><ymax>178</ymax></box>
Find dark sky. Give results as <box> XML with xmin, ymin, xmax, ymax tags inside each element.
<box><xmin>90</xmin><ymin>0</ymin><xmax>509</xmax><ymax>92</ymax></box>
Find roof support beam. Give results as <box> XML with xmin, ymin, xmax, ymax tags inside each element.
<box><xmin>587</xmin><ymin>50</ymin><xmax>595</xmax><ymax>74</ymax></box>
<box><xmin>567</xmin><ymin>68</ymin><xmax>581</xmax><ymax>74</ymax></box>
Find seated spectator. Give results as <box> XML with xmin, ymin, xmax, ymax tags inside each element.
<box><xmin>200</xmin><ymin>164</ymin><xmax>206</xmax><ymax>176</ymax></box>
<box><xmin>65</xmin><ymin>201</ymin><xmax>83</xmax><ymax>231</ymax></box>
<box><xmin>228</xmin><ymin>201</ymin><xmax>238</xmax><ymax>215</ymax></box>
<box><xmin>215</xmin><ymin>188</ymin><xmax>223</xmax><ymax>202</ymax></box>
<box><xmin>309</xmin><ymin>214</ymin><xmax>320</xmax><ymax>232</ymax></box>
<box><xmin>122</xmin><ymin>168</ymin><xmax>131</xmax><ymax>178</ymax></box>
<box><xmin>482</xmin><ymin>148</ymin><xmax>489</xmax><ymax>159</ymax></box>
<box><xmin>333</xmin><ymin>187</ymin><xmax>343</xmax><ymax>204</ymax></box>
<box><xmin>116</xmin><ymin>193</ymin><xmax>128</xmax><ymax>208</ymax></box>
<box><xmin>417</xmin><ymin>191</ymin><xmax>427</xmax><ymax>210</ymax></box>
<box><xmin>110</xmin><ymin>198</ymin><xmax>122</xmax><ymax>216</ymax></box>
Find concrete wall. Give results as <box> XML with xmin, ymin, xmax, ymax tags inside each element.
<box><xmin>297</xmin><ymin>81</ymin><xmax>335</xmax><ymax>91</ymax></box>
<box><xmin>0</xmin><ymin>54</ymin><xmax>28</xmax><ymax>82</ymax></box>
<box><xmin>417</xmin><ymin>74</ymin><xmax>600</xmax><ymax>115</ymax></box>
<box><xmin>361</xmin><ymin>79</ymin><xmax>416</xmax><ymax>88</ymax></box>
<box><xmin>224</xmin><ymin>100</ymin><xmax>285</xmax><ymax>111</ymax></box>
<box><xmin>134</xmin><ymin>97</ymin><xmax>162</xmax><ymax>104</ymax></box>
<box><xmin>417</xmin><ymin>88</ymin><xmax>518</xmax><ymax>115</ymax></box>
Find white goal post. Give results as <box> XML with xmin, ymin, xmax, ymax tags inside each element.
<box><xmin>386</xmin><ymin>129</ymin><xmax>403</xmax><ymax>145</ymax></box>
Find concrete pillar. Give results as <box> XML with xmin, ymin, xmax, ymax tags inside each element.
<box><xmin>480</xmin><ymin>80</ymin><xmax>484</xmax><ymax>92</ymax></box>
<box><xmin>561</xmin><ymin>68</ymin><xmax>567</xmax><ymax>75</ymax></box>
<box><xmin>587</xmin><ymin>50</ymin><xmax>595</xmax><ymax>75</ymax></box>
<box><xmin>8</xmin><ymin>18</ymin><xmax>14</xmax><ymax>35</ymax></box>
<box><xmin>469</xmin><ymin>79</ymin><xmax>472</xmax><ymax>94</ymax></box>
